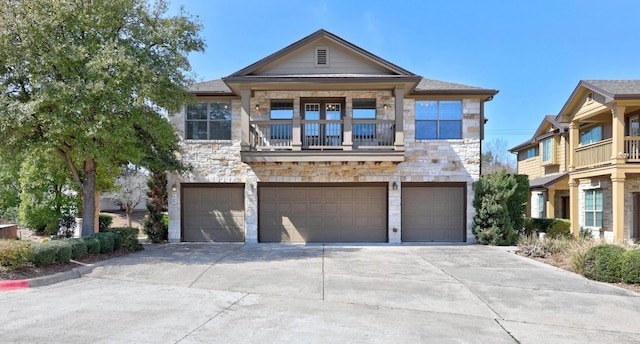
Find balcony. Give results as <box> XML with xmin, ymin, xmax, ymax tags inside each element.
<box><xmin>574</xmin><ymin>138</ymin><xmax>612</xmax><ymax>169</ymax></box>
<box><xmin>625</xmin><ymin>136</ymin><xmax>640</xmax><ymax>162</ymax></box>
<box><xmin>242</xmin><ymin>119</ymin><xmax>404</xmax><ymax>162</ymax></box>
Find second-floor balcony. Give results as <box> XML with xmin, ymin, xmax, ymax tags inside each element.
<box><xmin>243</xmin><ymin>118</ymin><xmax>404</xmax><ymax>162</ymax></box>
<box><xmin>574</xmin><ymin>137</ymin><xmax>640</xmax><ymax>169</ymax></box>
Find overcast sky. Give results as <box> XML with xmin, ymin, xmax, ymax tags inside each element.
<box><xmin>168</xmin><ymin>0</ymin><xmax>640</xmax><ymax>160</ymax></box>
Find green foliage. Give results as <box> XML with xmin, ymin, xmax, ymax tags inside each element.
<box><xmin>522</xmin><ymin>218</ymin><xmax>555</xmax><ymax>235</ymax></box>
<box><xmin>98</xmin><ymin>215</ymin><xmax>114</xmax><ymax>231</ymax></box>
<box><xmin>548</xmin><ymin>219</ymin><xmax>571</xmax><ymax>239</ymax></box>
<box><xmin>65</xmin><ymin>238</ymin><xmax>88</xmax><ymax>260</ymax></box>
<box><xmin>508</xmin><ymin>174</ymin><xmax>529</xmax><ymax>232</ymax></box>
<box><xmin>620</xmin><ymin>250</ymin><xmax>640</xmax><ymax>284</ymax></box>
<box><xmin>83</xmin><ymin>237</ymin><xmax>101</xmax><ymax>255</ymax></box>
<box><xmin>106</xmin><ymin>232</ymin><xmax>122</xmax><ymax>251</ymax></box>
<box><xmin>31</xmin><ymin>241</ymin><xmax>72</xmax><ymax>266</ymax></box>
<box><xmin>0</xmin><ymin>240</ymin><xmax>33</xmax><ymax>271</ymax></box>
<box><xmin>0</xmin><ymin>0</ymin><xmax>203</xmax><ymax>235</ymax></box>
<box><xmin>472</xmin><ymin>170</ymin><xmax>519</xmax><ymax>245</ymax></box>
<box><xmin>583</xmin><ymin>244</ymin><xmax>625</xmax><ymax>283</ymax></box>
<box><xmin>104</xmin><ymin>227</ymin><xmax>142</xmax><ymax>252</ymax></box>
<box><xmin>90</xmin><ymin>233</ymin><xmax>115</xmax><ymax>254</ymax></box>
<box><xmin>143</xmin><ymin>172</ymin><xmax>169</xmax><ymax>243</ymax></box>
<box><xmin>0</xmin><ymin>152</ymin><xmax>21</xmax><ymax>222</ymax></box>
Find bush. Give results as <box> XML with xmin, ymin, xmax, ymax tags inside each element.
<box><xmin>583</xmin><ymin>244</ymin><xmax>626</xmax><ymax>283</ymax></box>
<box><xmin>0</xmin><ymin>240</ymin><xmax>33</xmax><ymax>271</ymax></box>
<box><xmin>31</xmin><ymin>241</ymin><xmax>72</xmax><ymax>266</ymax></box>
<box><xmin>517</xmin><ymin>235</ymin><xmax>572</xmax><ymax>258</ymax></box>
<box><xmin>106</xmin><ymin>232</ymin><xmax>121</xmax><ymax>251</ymax></box>
<box><xmin>83</xmin><ymin>236</ymin><xmax>101</xmax><ymax>254</ymax></box>
<box><xmin>65</xmin><ymin>238</ymin><xmax>88</xmax><ymax>260</ymax></box>
<box><xmin>579</xmin><ymin>227</ymin><xmax>593</xmax><ymax>239</ymax></box>
<box><xmin>103</xmin><ymin>227</ymin><xmax>141</xmax><ymax>252</ymax></box>
<box><xmin>90</xmin><ymin>232</ymin><xmax>114</xmax><ymax>254</ymax></box>
<box><xmin>522</xmin><ymin>218</ymin><xmax>555</xmax><ymax>235</ymax></box>
<box><xmin>548</xmin><ymin>219</ymin><xmax>571</xmax><ymax>239</ymax></box>
<box><xmin>98</xmin><ymin>214</ymin><xmax>113</xmax><ymax>231</ymax></box>
<box><xmin>472</xmin><ymin>170</ymin><xmax>519</xmax><ymax>245</ymax></box>
<box><xmin>620</xmin><ymin>249</ymin><xmax>640</xmax><ymax>284</ymax></box>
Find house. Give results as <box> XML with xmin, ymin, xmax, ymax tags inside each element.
<box><xmin>166</xmin><ymin>29</ymin><xmax>498</xmax><ymax>243</ymax></box>
<box><xmin>511</xmin><ymin>80</ymin><xmax>640</xmax><ymax>242</ymax></box>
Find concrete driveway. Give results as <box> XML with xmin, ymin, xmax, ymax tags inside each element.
<box><xmin>1</xmin><ymin>243</ymin><xmax>640</xmax><ymax>343</ymax></box>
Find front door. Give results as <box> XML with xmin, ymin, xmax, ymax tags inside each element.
<box><xmin>302</xmin><ymin>99</ymin><xmax>343</xmax><ymax>148</ymax></box>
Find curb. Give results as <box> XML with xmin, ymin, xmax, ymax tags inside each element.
<box><xmin>0</xmin><ymin>263</ymin><xmax>97</xmax><ymax>291</ymax></box>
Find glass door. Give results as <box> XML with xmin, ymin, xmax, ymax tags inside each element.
<box><xmin>302</xmin><ymin>99</ymin><xmax>343</xmax><ymax>148</ymax></box>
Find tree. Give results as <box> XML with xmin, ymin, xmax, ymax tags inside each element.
<box><xmin>0</xmin><ymin>0</ymin><xmax>204</xmax><ymax>236</ymax></box>
<box><xmin>482</xmin><ymin>138</ymin><xmax>516</xmax><ymax>174</ymax></box>
<box><xmin>472</xmin><ymin>169</ymin><xmax>519</xmax><ymax>245</ymax></box>
<box><xmin>103</xmin><ymin>165</ymin><xmax>149</xmax><ymax>228</ymax></box>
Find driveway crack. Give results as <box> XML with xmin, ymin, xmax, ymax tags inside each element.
<box><xmin>188</xmin><ymin>244</ymin><xmax>246</xmax><ymax>288</ymax></box>
<box><xmin>174</xmin><ymin>293</ymin><xmax>248</xmax><ymax>343</ymax></box>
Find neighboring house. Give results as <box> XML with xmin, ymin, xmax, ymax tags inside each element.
<box><xmin>167</xmin><ymin>29</ymin><xmax>498</xmax><ymax>243</ymax></box>
<box><xmin>511</xmin><ymin>80</ymin><xmax>640</xmax><ymax>242</ymax></box>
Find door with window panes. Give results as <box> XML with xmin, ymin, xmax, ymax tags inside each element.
<box><xmin>629</xmin><ymin>115</ymin><xmax>640</xmax><ymax>160</ymax></box>
<box><xmin>302</xmin><ymin>99</ymin><xmax>343</xmax><ymax>148</ymax></box>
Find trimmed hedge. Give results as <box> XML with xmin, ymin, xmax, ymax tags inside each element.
<box><xmin>620</xmin><ymin>249</ymin><xmax>640</xmax><ymax>284</ymax></box>
<box><xmin>548</xmin><ymin>219</ymin><xmax>571</xmax><ymax>238</ymax></box>
<box><xmin>32</xmin><ymin>241</ymin><xmax>72</xmax><ymax>266</ymax></box>
<box><xmin>98</xmin><ymin>214</ymin><xmax>114</xmax><ymax>231</ymax></box>
<box><xmin>83</xmin><ymin>236</ymin><xmax>101</xmax><ymax>254</ymax></box>
<box><xmin>65</xmin><ymin>238</ymin><xmax>88</xmax><ymax>260</ymax></box>
<box><xmin>583</xmin><ymin>244</ymin><xmax>625</xmax><ymax>283</ymax></box>
<box><xmin>522</xmin><ymin>218</ymin><xmax>571</xmax><ymax>238</ymax></box>
<box><xmin>90</xmin><ymin>232</ymin><xmax>115</xmax><ymax>254</ymax></box>
<box><xmin>0</xmin><ymin>240</ymin><xmax>33</xmax><ymax>271</ymax></box>
<box><xmin>102</xmin><ymin>227</ymin><xmax>141</xmax><ymax>252</ymax></box>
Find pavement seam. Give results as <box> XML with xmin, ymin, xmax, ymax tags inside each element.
<box><xmin>403</xmin><ymin>246</ymin><xmax>505</xmax><ymax>320</ymax></box>
<box><xmin>497</xmin><ymin>318</ymin><xmax>640</xmax><ymax>336</ymax></box>
<box><xmin>174</xmin><ymin>293</ymin><xmax>249</xmax><ymax>344</ymax></box>
<box><xmin>187</xmin><ymin>244</ymin><xmax>246</xmax><ymax>288</ymax></box>
<box><xmin>494</xmin><ymin>319</ymin><xmax>521</xmax><ymax>343</ymax></box>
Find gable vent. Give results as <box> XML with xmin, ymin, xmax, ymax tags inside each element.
<box><xmin>315</xmin><ymin>46</ymin><xmax>329</xmax><ymax>67</ymax></box>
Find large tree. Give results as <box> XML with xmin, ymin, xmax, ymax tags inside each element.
<box><xmin>0</xmin><ymin>0</ymin><xmax>204</xmax><ymax>236</ymax></box>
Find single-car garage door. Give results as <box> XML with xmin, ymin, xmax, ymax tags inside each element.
<box><xmin>259</xmin><ymin>184</ymin><xmax>387</xmax><ymax>243</ymax></box>
<box><xmin>182</xmin><ymin>184</ymin><xmax>245</xmax><ymax>242</ymax></box>
<box><xmin>402</xmin><ymin>184</ymin><xmax>465</xmax><ymax>242</ymax></box>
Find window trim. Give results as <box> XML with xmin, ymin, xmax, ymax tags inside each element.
<box><xmin>185</xmin><ymin>101</ymin><xmax>232</xmax><ymax>141</ymax></box>
<box><xmin>415</xmin><ymin>100</ymin><xmax>463</xmax><ymax>140</ymax></box>
<box><xmin>584</xmin><ymin>189</ymin><xmax>603</xmax><ymax>228</ymax></box>
<box><xmin>540</xmin><ymin>137</ymin><xmax>554</xmax><ymax>165</ymax></box>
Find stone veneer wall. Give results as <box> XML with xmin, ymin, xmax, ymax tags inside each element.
<box><xmin>167</xmin><ymin>91</ymin><xmax>482</xmax><ymax>243</ymax></box>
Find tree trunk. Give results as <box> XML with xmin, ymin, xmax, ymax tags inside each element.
<box><xmin>126</xmin><ymin>208</ymin><xmax>133</xmax><ymax>228</ymax></box>
<box><xmin>81</xmin><ymin>158</ymin><xmax>97</xmax><ymax>237</ymax></box>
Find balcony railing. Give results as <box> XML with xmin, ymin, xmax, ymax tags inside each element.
<box><xmin>625</xmin><ymin>136</ymin><xmax>640</xmax><ymax>162</ymax></box>
<box><xmin>575</xmin><ymin>138</ymin><xmax>612</xmax><ymax>169</ymax></box>
<box><xmin>248</xmin><ymin>119</ymin><xmax>396</xmax><ymax>151</ymax></box>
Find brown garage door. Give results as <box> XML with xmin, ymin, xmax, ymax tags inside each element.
<box><xmin>182</xmin><ymin>184</ymin><xmax>245</xmax><ymax>242</ymax></box>
<box><xmin>402</xmin><ymin>184</ymin><xmax>465</xmax><ymax>242</ymax></box>
<box><xmin>259</xmin><ymin>184</ymin><xmax>387</xmax><ymax>243</ymax></box>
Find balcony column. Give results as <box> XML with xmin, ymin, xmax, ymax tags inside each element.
<box><xmin>546</xmin><ymin>188</ymin><xmax>556</xmax><ymax>218</ymax></box>
<box><xmin>240</xmin><ymin>89</ymin><xmax>251</xmax><ymax>151</ymax></box>
<box><xmin>569</xmin><ymin>179</ymin><xmax>579</xmax><ymax>237</ymax></box>
<box><xmin>393</xmin><ymin>87</ymin><xmax>404</xmax><ymax>151</ymax></box>
<box><xmin>292</xmin><ymin>105</ymin><xmax>302</xmax><ymax>151</ymax></box>
<box><xmin>611</xmin><ymin>172</ymin><xmax>626</xmax><ymax>241</ymax></box>
<box><xmin>612</xmin><ymin>105</ymin><xmax>626</xmax><ymax>164</ymax></box>
<box><xmin>342</xmin><ymin>100</ymin><xmax>353</xmax><ymax>151</ymax></box>
<box><xmin>568</xmin><ymin>121</ymin><xmax>579</xmax><ymax>171</ymax></box>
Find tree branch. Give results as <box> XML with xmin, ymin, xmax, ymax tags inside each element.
<box><xmin>57</xmin><ymin>148</ymin><xmax>83</xmax><ymax>188</ymax></box>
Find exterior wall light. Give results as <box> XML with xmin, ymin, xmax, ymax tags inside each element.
<box><xmin>171</xmin><ymin>184</ymin><xmax>177</xmax><ymax>192</ymax></box>
<box><xmin>392</xmin><ymin>181</ymin><xmax>398</xmax><ymax>190</ymax></box>
<box><xmin>255</xmin><ymin>104</ymin><xmax>260</xmax><ymax>111</ymax></box>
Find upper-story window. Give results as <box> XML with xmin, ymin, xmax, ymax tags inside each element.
<box><xmin>185</xmin><ymin>101</ymin><xmax>231</xmax><ymax>140</ymax></box>
<box><xmin>415</xmin><ymin>100</ymin><xmax>462</xmax><ymax>139</ymax></box>
<box><xmin>526</xmin><ymin>147</ymin><xmax>538</xmax><ymax>159</ymax></box>
<box><xmin>584</xmin><ymin>189</ymin><xmax>603</xmax><ymax>227</ymax></box>
<box><xmin>580</xmin><ymin>126</ymin><xmax>602</xmax><ymax>145</ymax></box>
<box><xmin>353</xmin><ymin>99</ymin><xmax>376</xmax><ymax>138</ymax></box>
<box><xmin>270</xmin><ymin>100</ymin><xmax>294</xmax><ymax>140</ymax></box>
<box><xmin>541</xmin><ymin>137</ymin><xmax>553</xmax><ymax>163</ymax></box>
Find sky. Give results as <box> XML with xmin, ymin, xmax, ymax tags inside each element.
<box><xmin>167</xmin><ymin>0</ymin><xmax>640</xmax><ymax>162</ymax></box>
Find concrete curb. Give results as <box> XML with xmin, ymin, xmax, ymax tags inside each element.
<box><xmin>0</xmin><ymin>263</ymin><xmax>98</xmax><ymax>291</ymax></box>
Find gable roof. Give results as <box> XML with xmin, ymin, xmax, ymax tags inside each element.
<box><xmin>509</xmin><ymin>115</ymin><xmax>567</xmax><ymax>152</ymax></box>
<box><xmin>227</xmin><ymin>29</ymin><xmax>414</xmax><ymax>77</ymax></box>
<box><xmin>556</xmin><ymin>80</ymin><xmax>640</xmax><ymax>121</ymax></box>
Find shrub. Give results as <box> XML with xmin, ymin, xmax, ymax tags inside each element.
<box><xmin>472</xmin><ymin>170</ymin><xmax>519</xmax><ymax>245</ymax></box>
<box><xmin>567</xmin><ymin>238</ymin><xmax>600</xmax><ymax>275</ymax></box>
<box><xmin>620</xmin><ymin>249</ymin><xmax>640</xmax><ymax>284</ymax></box>
<box><xmin>523</xmin><ymin>218</ymin><xmax>555</xmax><ymax>235</ymax></box>
<box><xmin>65</xmin><ymin>238</ymin><xmax>88</xmax><ymax>260</ymax></box>
<box><xmin>579</xmin><ymin>227</ymin><xmax>593</xmax><ymax>240</ymax></box>
<box><xmin>103</xmin><ymin>227</ymin><xmax>141</xmax><ymax>252</ymax></box>
<box><xmin>0</xmin><ymin>240</ymin><xmax>33</xmax><ymax>271</ymax></box>
<box><xmin>83</xmin><ymin>236</ymin><xmax>101</xmax><ymax>254</ymax></box>
<box><xmin>548</xmin><ymin>219</ymin><xmax>571</xmax><ymax>239</ymax></box>
<box><xmin>517</xmin><ymin>235</ymin><xmax>572</xmax><ymax>258</ymax></box>
<box><xmin>105</xmin><ymin>232</ymin><xmax>121</xmax><ymax>251</ymax></box>
<box><xmin>98</xmin><ymin>214</ymin><xmax>113</xmax><ymax>231</ymax></box>
<box><xmin>583</xmin><ymin>244</ymin><xmax>626</xmax><ymax>283</ymax></box>
<box><xmin>31</xmin><ymin>241</ymin><xmax>72</xmax><ymax>266</ymax></box>
<box><xmin>90</xmin><ymin>232</ymin><xmax>114</xmax><ymax>254</ymax></box>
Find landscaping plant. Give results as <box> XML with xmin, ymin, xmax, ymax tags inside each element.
<box><xmin>582</xmin><ymin>244</ymin><xmax>626</xmax><ymax>283</ymax></box>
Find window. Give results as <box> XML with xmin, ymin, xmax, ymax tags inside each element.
<box><xmin>541</xmin><ymin>137</ymin><xmax>552</xmax><ymax>163</ymax></box>
<box><xmin>353</xmin><ymin>99</ymin><xmax>376</xmax><ymax>138</ymax></box>
<box><xmin>525</xmin><ymin>147</ymin><xmax>537</xmax><ymax>159</ymax></box>
<box><xmin>415</xmin><ymin>100</ymin><xmax>462</xmax><ymax>139</ymax></box>
<box><xmin>185</xmin><ymin>101</ymin><xmax>231</xmax><ymax>140</ymax></box>
<box><xmin>270</xmin><ymin>100</ymin><xmax>293</xmax><ymax>140</ymax></box>
<box><xmin>584</xmin><ymin>189</ymin><xmax>603</xmax><ymax>227</ymax></box>
<box><xmin>537</xmin><ymin>193</ymin><xmax>545</xmax><ymax>218</ymax></box>
<box><xmin>580</xmin><ymin>126</ymin><xmax>602</xmax><ymax>145</ymax></box>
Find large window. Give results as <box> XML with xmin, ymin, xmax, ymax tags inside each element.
<box><xmin>415</xmin><ymin>100</ymin><xmax>462</xmax><ymax>139</ymax></box>
<box><xmin>537</xmin><ymin>193</ymin><xmax>545</xmax><ymax>218</ymax></box>
<box><xmin>541</xmin><ymin>137</ymin><xmax>552</xmax><ymax>163</ymax></box>
<box><xmin>186</xmin><ymin>101</ymin><xmax>231</xmax><ymax>140</ymax></box>
<box><xmin>270</xmin><ymin>100</ymin><xmax>293</xmax><ymax>140</ymax></box>
<box><xmin>584</xmin><ymin>189</ymin><xmax>603</xmax><ymax>227</ymax></box>
<box><xmin>580</xmin><ymin>126</ymin><xmax>602</xmax><ymax>145</ymax></box>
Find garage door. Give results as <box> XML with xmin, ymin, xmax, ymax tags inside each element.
<box><xmin>182</xmin><ymin>185</ymin><xmax>245</xmax><ymax>242</ymax></box>
<box><xmin>402</xmin><ymin>184</ymin><xmax>465</xmax><ymax>242</ymax></box>
<box><xmin>259</xmin><ymin>184</ymin><xmax>387</xmax><ymax>243</ymax></box>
